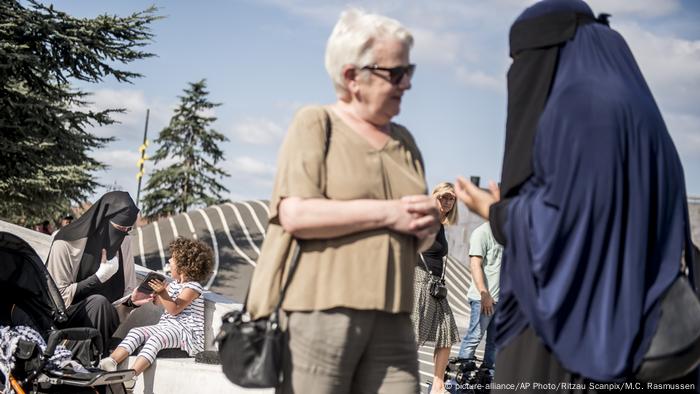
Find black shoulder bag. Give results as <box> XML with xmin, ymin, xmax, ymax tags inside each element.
<box><xmin>635</xmin><ymin>241</ymin><xmax>700</xmax><ymax>382</ymax></box>
<box><xmin>420</xmin><ymin>254</ymin><xmax>447</xmax><ymax>299</ymax></box>
<box><xmin>215</xmin><ymin>109</ymin><xmax>332</xmax><ymax>388</ymax></box>
<box><xmin>215</xmin><ymin>245</ymin><xmax>301</xmax><ymax>388</ymax></box>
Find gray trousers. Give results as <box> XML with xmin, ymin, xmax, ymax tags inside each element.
<box><xmin>278</xmin><ymin>308</ymin><xmax>420</xmax><ymax>394</ymax></box>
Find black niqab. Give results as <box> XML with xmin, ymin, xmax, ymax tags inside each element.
<box><xmin>490</xmin><ymin>7</ymin><xmax>607</xmax><ymax>245</ymax></box>
<box><xmin>53</xmin><ymin>191</ymin><xmax>139</xmax><ymax>303</ymax></box>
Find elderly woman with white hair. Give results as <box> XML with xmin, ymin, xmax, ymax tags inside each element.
<box><xmin>246</xmin><ymin>8</ymin><xmax>439</xmax><ymax>394</ymax></box>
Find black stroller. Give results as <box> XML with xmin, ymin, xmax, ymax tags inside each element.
<box><xmin>0</xmin><ymin>231</ymin><xmax>134</xmax><ymax>393</ymax></box>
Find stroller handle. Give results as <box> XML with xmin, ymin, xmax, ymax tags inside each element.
<box><xmin>44</xmin><ymin>327</ymin><xmax>103</xmax><ymax>359</ymax></box>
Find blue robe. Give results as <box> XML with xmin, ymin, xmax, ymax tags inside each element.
<box><xmin>495</xmin><ymin>7</ymin><xmax>695</xmax><ymax>381</ymax></box>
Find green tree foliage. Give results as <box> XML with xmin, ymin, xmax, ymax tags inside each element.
<box><xmin>0</xmin><ymin>0</ymin><xmax>159</xmax><ymax>225</ymax></box>
<box><xmin>141</xmin><ymin>80</ymin><xmax>230</xmax><ymax>219</ymax></box>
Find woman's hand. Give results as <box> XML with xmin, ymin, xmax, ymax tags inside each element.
<box><xmin>130</xmin><ymin>287</ymin><xmax>154</xmax><ymax>306</ymax></box>
<box><xmin>148</xmin><ymin>279</ymin><xmax>167</xmax><ymax>296</ymax></box>
<box><xmin>388</xmin><ymin>195</ymin><xmax>440</xmax><ymax>239</ymax></box>
<box><xmin>95</xmin><ymin>249</ymin><xmax>119</xmax><ymax>283</ymax></box>
<box><xmin>455</xmin><ymin>177</ymin><xmax>500</xmax><ymax>220</ymax></box>
<box><xmin>403</xmin><ymin>195</ymin><xmax>440</xmax><ymax>239</ymax></box>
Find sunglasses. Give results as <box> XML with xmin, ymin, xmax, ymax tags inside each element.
<box><xmin>110</xmin><ymin>221</ymin><xmax>134</xmax><ymax>233</ymax></box>
<box><xmin>361</xmin><ymin>64</ymin><xmax>416</xmax><ymax>85</ymax></box>
<box><xmin>438</xmin><ymin>194</ymin><xmax>456</xmax><ymax>201</ymax></box>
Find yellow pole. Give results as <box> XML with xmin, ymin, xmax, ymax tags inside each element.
<box><xmin>136</xmin><ymin>109</ymin><xmax>150</xmax><ymax>207</ymax></box>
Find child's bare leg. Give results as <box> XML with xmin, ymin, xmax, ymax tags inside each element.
<box><xmin>109</xmin><ymin>347</ymin><xmax>129</xmax><ymax>364</ymax></box>
<box><xmin>131</xmin><ymin>355</ymin><xmax>152</xmax><ymax>375</ymax></box>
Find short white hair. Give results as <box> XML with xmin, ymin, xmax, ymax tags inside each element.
<box><xmin>325</xmin><ymin>8</ymin><xmax>413</xmax><ymax>100</ymax></box>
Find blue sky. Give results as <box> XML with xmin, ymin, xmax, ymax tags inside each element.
<box><xmin>53</xmin><ymin>0</ymin><xmax>700</xmax><ymax>203</ymax></box>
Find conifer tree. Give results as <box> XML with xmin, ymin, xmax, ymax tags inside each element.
<box><xmin>0</xmin><ymin>0</ymin><xmax>159</xmax><ymax>225</ymax></box>
<box><xmin>141</xmin><ymin>80</ymin><xmax>230</xmax><ymax>219</ymax></box>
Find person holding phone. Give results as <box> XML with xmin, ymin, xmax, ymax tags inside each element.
<box><xmin>455</xmin><ymin>0</ymin><xmax>696</xmax><ymax>386</ymax></box>
<box><xmin>47</xmin><ymin>191</ymin><xmax>147</xmax><ymax>356</ymax></box>
<box><xmin>136</xmin><ymin>272</ymin><xmax>167</xmax><ymax>294</ymax></box>
<box><xmin>99</xmin><ymin>237</ymin><xmax>213</xmax><ymax>384</ymax></box>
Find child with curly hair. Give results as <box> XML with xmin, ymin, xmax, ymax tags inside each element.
<box><xmin>99</xmin><ymin>237</ymin><xmax>213</xmax><ymax>376</ymax></box>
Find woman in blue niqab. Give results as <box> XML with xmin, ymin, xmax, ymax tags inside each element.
<box><xmin>456</xmin><ymin>0</ymin><xmax>698</xmax><ymax>386</ymax></box>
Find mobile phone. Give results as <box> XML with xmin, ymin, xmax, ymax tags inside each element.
<box><xmin>470</xmin><ymin>176</ymin><xmax>481</xmax><ymax>188</ymax></box>
<box><xmin>136</xmin><ymin>271</ymin><xmax>167</xmax><ymax>294</ymax></box>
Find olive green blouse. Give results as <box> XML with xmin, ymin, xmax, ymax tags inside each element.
<box><xmin>246</xmin><ymin>105</ymin><xmax>427</xmax><ymax>319</ymax></box>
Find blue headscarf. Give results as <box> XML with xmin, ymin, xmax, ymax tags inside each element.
<box><xmin>493</xmin><ymin>0</ymin><xmax>695</xmax><ymax>381</ymax></box>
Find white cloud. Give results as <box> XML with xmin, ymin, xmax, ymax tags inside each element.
<box><xmin>89</xmin><ymin>89</ymin><xmax>146</xmax><ymax>124</ymax></box>
<box><xmin>197</xmin><ymin>107</ymin><xmax>218</xmax><ymax>119</ymax></box>
<box><xmin>99</xmin><ymin>149</ymin><xmax>142</xmax><ymax>171</ymax></box>
<box><xmin>665</xmin><ymin>112</ymin><xmax>700</xmax><ymax>157</ymax></box>
<box><xmin>148</xmin><ymin>156</ymin><xmax>179</xmax><ymax>172</ymax></box>
<box><xmin>91</xmin><ymin>151</ymin><xmax>275</xmax><ymax>205</ymax></box>
<box><xmin>86</xmin><ymin>0</ymin><xmax>700</xmax><ymax>203</ymax></box>
<box><xmin>616</xmin><ymin>22</ymin><xmax>700</xmax><ymax>114</ymax></box>
<box><xmin>272</xmin><ymin>100</ymin><xmax>305</xmax><ymax>113</ymax></box>
<box><xmin>256</xmin><ymin>0</ymin><xmax>531</xmax><ymax>29</ymax></box>
<box><xmin>90</xmin><ymin>149</ymin><xmax>141</xmax><ymax>201</ymax></box>
<box><xmin>220</xmin><ymin>156</ymin><xmax>277</xmax><ymax>193</ymax></box>
<box><xmin>255</xmin><ymin>0</ymin><xmax>521</xmax><ymax>94</ymax></box>
<box><xmin>586</xmin><ymin>0</ymin><xmax>681</xmax><ymax>18</ymax></box>
<box><xmin>227</xmin><ymin>156</ymin><xmax>277</xmax><ymax>177</ymax></box>
<box><xmin>411</xmin><ymin>28</ymin><xmax>463</xmax><ymax>66</ymax></box>
<box><xmin>455</xmin><ymin>67</ymin><xmax>504</xmax><ymax>92</ymax></box>
<box><xmin>258</xmin><ymin>0</ymin><xmax>339</xmax><ymax>23</ymax></box>
<box><xmin>665</xmin><ymin>112</ymin><xmax>700</xmax><ymax>195</ymax></box>
<box><xmin>83</xmin><ymin>89</ymin><xmax>173</xmax><ymax>142</ymax></box>
<box><xmin>230</xmin><ymin>117</ymin><xmax>286</xmax><ymax>144</ymax></box>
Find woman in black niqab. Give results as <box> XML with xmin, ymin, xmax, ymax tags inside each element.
<box><xmin>47</xmin><ymin>191</ymin><xmax>141</xmax><ymax>355</ymax></box>
<box><xmin>456</xmin><ymin>0</ymin><xmax>697</xmax><ymax>387</ymax></box>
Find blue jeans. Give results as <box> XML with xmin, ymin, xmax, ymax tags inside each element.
<box><xmin>457</xmin><ymin>299</ymin><xmax>496</xmax><ymax>369</ymax></box>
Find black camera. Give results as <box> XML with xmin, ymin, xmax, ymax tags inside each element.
<box><xmin>445</xmin><ymin>357</ymin><xmax>476</xmax><ymax>385</ymax></box>
<box><xmin>443</xmin><ymin>357</ymin><xmax>493</xmax><ymax>394</ymax></box>
<box><xmin>430</xmin><ymin>278</ymin><xmax>448</xmax><ymax>299</ymax></box>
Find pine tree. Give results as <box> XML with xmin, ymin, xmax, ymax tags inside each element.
<box><xmin>0</xmin><ymin>0</ymin><xmax>159</xmax><ymax>225</ymax></box>
<box><xmin>141</xmin><ymin>80</ymin><xmax>230</xmax><ymax>219</ymax></box>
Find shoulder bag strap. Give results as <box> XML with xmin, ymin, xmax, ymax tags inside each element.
<box><xmin>440</xmin><ymin>256</ymin><xmax>447</xmax><ymax>281</ymax></box>
<box><xmin>419</xmin><ymin>254</ymin><xmax>432</xmax><ymax>274</ymax></box>
<box><xmin>419</xmin><ymin>254</ymin><xmax>447</xmax><ymax>283</ymax></box>
<box><xmin>266</xmin><ymin>109</ymin><xmax>333</xmax><ymax>319</ymax></box>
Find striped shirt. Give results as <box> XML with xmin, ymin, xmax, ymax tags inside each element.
<box><xmin>159</xmin><ymin>281</ymin><xmax>205</xmax><ymax>354</ymax></box>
